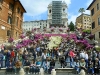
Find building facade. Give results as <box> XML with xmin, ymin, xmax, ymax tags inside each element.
<box><xmin>22</xmin><ymin>1</ymin><xmax>68</xmax><ymax>32</ymax></box>
<box><xmin>23</xmin><ymin>20</ymin><xmax>47</xmax><ymax>31</ymax></box>
<box><xmin>0</xmin><ymin>0</ymin><xmax>26</xmax><ymax>43</ymax></box>
<box><xmin>48</xmin><ymin>1</ymin><xmax>68</xmax><ymax>27</ymax></box>
<box><xmin>76</xmin><ymin>14</ymin><xmax>91</xmax><ymax>30</ymax></box>
<box><xmin>87</xmin><ymin>0</ymin><xmax>100</xmax><ymax>41</ymax></box>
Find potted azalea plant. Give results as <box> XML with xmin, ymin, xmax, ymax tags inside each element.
<box><xmin>88</xmin><ymin>34</ymin><xmax>94</xmax><ymax>40</ymax></box>
<box><xmin>8</xmin><ymin>37</ymin><xmax>13</xmax><ymax>43</ymax></box>
<box><xmin>51</xmin><ymin>28</ymin><xmax>54</xmax><ymax>32</ymax></box>
<box><xmin>59</xmin><ymin>28</ymin><xmax>63</xmax><ymax>32</ymax></box>
<box><xmin>20</xmin><ymin>34</ymin><xmax>25</xmax><ymax>39</ymax></box>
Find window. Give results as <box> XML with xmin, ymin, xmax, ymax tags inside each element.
<box><xmin>20</xmin><ymin>20</ymin><xmax>22</xmax><ymax>28</ymax></box>
<box><xmin>16</xmin><ymin>17</ymin><xmax>19</xmax><ymax>26</ymax></box>
<box><xmin>21</xmin><ymin>12</ymin><xmax>23</xmax><ymax>17</ymax></box>
<box><xmin>7</xmin><ymin>30</ymin><xmax>10</xmax><ymax>36</ymax></box>
<box><xmin>98</xmin><ymin>17</ymin><xmax>100</xmax><ymax>25</ymax></box>
<box><xmin>0</xmin><ymin>0</ymin><xmax>3</xmax><ymax>3</ymax></box>
<box><xmin>97</xmin><ymin>3</ymin><xmax>99</xmax><ymax>10</ymax></box>
<box><xmin>16</xmin><ymin>32</ymin><xmax>17</xmax><ymax>37</ymax></box>
<box><xmin>63</xmin><ymin>8</ymin><xmax>65</xmax><ymax>12</ymax></box>
<box><xmin>49</xmin><ymin>9</ymin><xmax>51</xmax><ymax>13</ymax></box>
<box><xmin>7</xmin><ymin>16</ymin><xmax>12</xmax><ymax>24</ymax></box>
<box><xmin>99</xmin><ymin>32</ymin><xmax>100</xmax><ymax>38</ymax></box>
<box><xmin>9</xmin><ymin>3</ymin><xmax>14</xmax><ymax>11</ymax></box>
<box><xmin>40</xmin><ymin>22</ymin><xmax>41</xmax><ymax>25</ymax></box>
<box><xmin>17</xmin><ymin>7</ymin><xmax>20</xmax><ymax>13</ymax></box>
<box><xmin>94</xmin><ymin>34</ymin><xmax>95</xmax><ymax>40</ymax></box>
<box><xmin>92</xmin><ymin>22</ymin><xmax>95</xmax><ymax>29</ymax></box>
<box><xmin>91</xmin><ymin>8</ymin><xmax>94</xmax><ymax>16</ymax></box>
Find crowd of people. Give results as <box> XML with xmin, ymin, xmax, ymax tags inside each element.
<box><xmin>0</xmin><ymin>29</ymin><xmax>99</xmax><ymax>75</ymax></box>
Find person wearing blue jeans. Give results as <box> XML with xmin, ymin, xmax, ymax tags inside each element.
<box><xmin>74</xmin><ymin>59</ymin><xmax>80</xmax><ymax>74</ymax></box>
<box><xmin>70</xmin><ymin>57</ymin><xmax>74</xmax><ymax>68</ymax></box>
<box><xmin>88</xmin><ymin>58</ymin><xmax>94</xmax><ymax>74</ymax></box>
<box><xmin>42</xmin><ymin>59</ymin><xmax>50</xmax><ymax>73</ymax></box>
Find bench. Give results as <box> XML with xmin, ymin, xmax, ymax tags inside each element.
<box><xmin>55</xmin><ymin>68</ymin><xmax>76</xmax><ymax>75</ymax></box>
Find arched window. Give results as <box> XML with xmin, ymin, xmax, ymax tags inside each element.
<box><xmin>49</xmin><ymin>9</ymin><xmax>51</xmax><ymax>13</ymax></box>
<box><xmin>63</xmin><ymin>8</ymin><xmax>65</xmax><ymax>12</ymax></box>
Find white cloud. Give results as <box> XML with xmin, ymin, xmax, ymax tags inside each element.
<box><xmin>20</xmin><ymin>0</ymin><xmax>71</xmax><ymax>17</ymax></box>
<box><xmin>68</xmin><ymin>13</ymin><xmax>80</xmax><ymax>24</ymax></box>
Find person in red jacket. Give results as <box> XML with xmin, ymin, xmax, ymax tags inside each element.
<box><xmin>10</xmin><ymin>49</ymin><xmax>15</xmax><ymax>61</ymax></box>
<box><xmin>69</xmin><ymin>49</ymin><xmax>76</xmax><ymax>68</ymax></box>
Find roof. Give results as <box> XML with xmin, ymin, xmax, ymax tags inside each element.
<box><xmin>77</xmin><ymin>14</ymin><xmax>90</xmax><ymax>18</ymax></box>
<box><xmin>24</xmin><ymin>20</ymin><xmax>47</xmax><ymax>22</ymax></box>
<box><xmin>15</xmin><ymin>0</ymin><xmax>26</xmax><ymax>13</ymax></box>
<box><xmin>87</xmin><ymin>0</ymin><xmax>96</xmax><ymax>10</ymax></box>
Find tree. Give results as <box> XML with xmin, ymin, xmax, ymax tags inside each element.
<box><xmin>68</xmin><ymin>21</ymin><xmax>75</xmax><ymax>31</ymax></box>
<box><xmin>78</xmin><ymin>8</ymin><xmax>85</xmax><ymax>14</ymax></box>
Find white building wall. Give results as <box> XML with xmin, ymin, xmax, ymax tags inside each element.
<box><xmin>22</xmin><ymin>20</ymin><xmax>48</xmax><ymax>31</ymax></box>
<box><xmin>22</xmin><ymin>1</ymin><xmax>68</xmax><ymax>30</ymax></box>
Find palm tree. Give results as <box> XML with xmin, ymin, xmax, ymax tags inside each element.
<box><xmin>78</xmin><ymin>8</ymin><xmax>85</xmax><ymax>14</ymax></box>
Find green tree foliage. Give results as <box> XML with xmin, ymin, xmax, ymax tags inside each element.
<box><xmin>68</xmin><ymin>21</ymin><xmax>75</xmax><ymax>31</ymax></box>
<box><xmin>83</xmin><ymin>30</ymin><xmax>91</xmax><ymax>34</ymax></box>
<box><xmin>79</xmin><ymin>8</ymin><xmax>85</xmax><ymax>14</ymax></box>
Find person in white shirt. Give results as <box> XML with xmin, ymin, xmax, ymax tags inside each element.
<box><xmin>80</xmin><ymin>51</ymin><xmax>85</xmax><ymax>59</ymax></box>
<box><xmin>84</xmin><ymin>51</ymin><xmax>88</xmax><ymax>68</ymax></box>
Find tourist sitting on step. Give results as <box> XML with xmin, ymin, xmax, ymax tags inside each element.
<box><xmin>6</xmin><ymin>59</ymin><xmax>15</xmax><ymax>73</ymax></box>
<box><xmin>73</xmin><ymin>59</ymin><xmax>80</xmax><ymax>74</ymax></box>
<box><xmin>60</xmin><ymin>56</ymin><xmax>66</xmax><ymax>68</ymax></box>
<box><xmin>35</xmin><ymin>59</ymin><xmax>41</xmax><ymax>74</ymax></box>
<box><xmin>87</xmin><ymin>58</ymin><xmax>94</xmax><ymax>74</ymax></box>
<box><xmin>23</xmin><ymin>59</ymin><xmax>30</xmax><ymax>74</ymax></box>
<box><xmin>29</xmin><ymin>59</ymin><xmax>36</xmax><ymax>74</ymax></box>
<box><xmin>48</xmin><ymin>58</ymin><xmax>55</xmax><ymax>74</ymax></box>
<box><xmin>42</xmin><ymin>58</ymin><xmax>50</xmax><ymax>73</ymax></box>
<box><xmin>15</xmin><ymin>60</ymin><xmax>22</xmax><ymax>74</ymax></box>
<box><xmin>79</xmin><ymin>59</ymin><xmax>86</xmax><ymax>73</ymax></box>
<box><xmin>93</xmin><ymin>58</ymin><xmax>99</xmax><ymax>75</ymax></box>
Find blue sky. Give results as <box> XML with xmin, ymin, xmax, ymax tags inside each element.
<box><xmin>20</xmin><ymin>0</ymin><xmax>93</xmax><ymax>24</ymax></box>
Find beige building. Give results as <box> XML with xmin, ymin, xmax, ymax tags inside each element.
<box><xmin>87</xmin><ymin>0</ymin><xmax>100</xmax><ymax>41</ymax></box>
<box><xmin>76</xmin><ymin>14</ymin><xmax>91</xmax><ymax>30</ymax></box>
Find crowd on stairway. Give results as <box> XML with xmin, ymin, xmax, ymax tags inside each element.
<box><xmin>0</xmin><ymin>28</ymin><xmax>99</xmax><ymax>75</ymax></box>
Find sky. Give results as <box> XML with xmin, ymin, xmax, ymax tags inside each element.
<box><xmin>20</xmin><ymin>0</ymin><xmax>93</xmax><ymax>24</ymax></box>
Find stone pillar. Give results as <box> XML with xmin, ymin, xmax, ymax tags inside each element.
<box><xmin>80</xmin><ymin>69</ymin><xmax>85</xmax><ymax>75</ymax></box>
<box><xmin>39</xmin><ymin>68</ymin><xmax>44</xmax><ymax>75</ymax></box>
<box><xmin>19</xmin><ymin>68</ymin><xmax>25</xmax><ymax>75</ymax></box>
<box><xmin>51</xmin><ymin>69</ymin><xmax>56</xmax><ymax>75</ymax></box>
